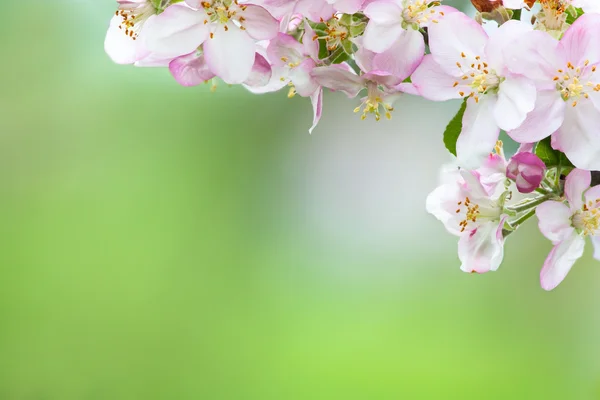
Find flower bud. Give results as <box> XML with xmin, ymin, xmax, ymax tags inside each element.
<box><xmin>506</xmin><ymin>152</ymin><xmax>546</xmax><ymax>194</ymax></box>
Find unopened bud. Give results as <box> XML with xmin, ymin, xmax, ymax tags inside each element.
<box><xmin>506</xmin><ymin>152</ymin><xmax>546</xmax><ymax>194</ymax></box>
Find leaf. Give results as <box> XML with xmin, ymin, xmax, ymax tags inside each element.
<box><xmin>443</xmin><ymin>99</ymin><xmax>467</xmax><ymax>156</ymax></box>
<box><xmin>566</xmin><ymin>7</ymin><xmax>583</xmax><ymax>25</ymax></box>
<box><xmin>318</xmin><ymin>39</ymin><xmax>329</xmax><ymax>60</ymax></box>
<box><xmin>534</xmin><ymin>137</ymin><xmax>574</xmax><ymax>168</ymax></box>
<box><xmin>341</xmin><ymin>39</ymin><xmax>354</xmax><ymax>55</ymax></box>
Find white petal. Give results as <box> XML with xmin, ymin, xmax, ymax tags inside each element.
<box><xmin>507</xmin><ymin>90</ymin><xmax>565</xmax><ymax>143</ymax></box>
<box><xmin>104</xmin><ymin>15</ymin><xmax>140</xmax><ymax>64</ymax></box>
<box><xmin>494</xmin><ymin>76</ymin><xmax>536</xmax><ymax>131</ymax></box>
<box><xmin>143</xmin><ymin>4</ymin><xmax>208</xmax><ymax>58</ymax></box>
<box><xmin>311</xmin><ymin>65</ymin><xmax>364</xmax><ymax>98</ymax></box>
<box><xmin>362</xmin><ymin>21</ymin><xmax>404</xmax><ymax>53</ymax></box>
<box><xmin>204</xmin><ymin>25</ymin><xmax>256</xmax><ymax>84</ymax></box>
<box><xmin>456</xmin><ymin>96</ymin><xmax>500</xmax><ymax>170</ymax></box>
<box><xmin>241</xmin><ymin>5</ymin><xmax>279</xmax><ymax>40</ymax></box>
<box><xmin>363</xmin><ymin>1</ymin><xmax>403</xmax><ymax>24</ymax></box>
<box><xmin>372</xmin><ymin>29</ymin><xmax>425</xmax><ymax>81</ymax></box>
<box><xmin>564</xmin><ymin>169</ymin><xmax>591</xmax><ymax>211</ymax></box>
<box><xmin>536</xmin><ymin>201</ymin><xmax>575</xmax><ymax>245</ymax></box>
<box><xmin>458</xmin><ymin>219</ymin><xmax>506</xmax><ymax>274</ymax></box>
<box><xmin>540</xmin><ymin>233</ymin><xmax>585</xmax><ymax>291</ymax></box>
<box><xmin>309</xmin><ymin>88</ymin><xmax>323</xmax><ymax>134</ymax></box>
<box><xmin>485</xmin><ymin>20</ymin><xmax>532</xmax><ymax>73</ymax></box>
<box><xmin>553</xmin><ymin>101</ymin><xmax>600</xmax><ymax>170</ymax></box>
<box><xmin>428</xmin><ymin>12</ymin><xmax>488</xmax><ymax>76</ymax></box>
<box><xmin>410</xmin><ymin>55</ymin><xmax>464</xmax><ymax>101</ymax></box>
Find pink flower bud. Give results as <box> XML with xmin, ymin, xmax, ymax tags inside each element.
<box><xmin>506</xmin><ymin>152</ymin><xmax>546</xmax><ymax>193</ymax></box>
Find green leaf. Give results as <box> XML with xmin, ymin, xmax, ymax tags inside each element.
<box><xmin>330</xmin><ymin>47</ymin><xmax>350</xmax><ymax>64</ymax></box>
<box><xmin>443</xmin><ymin>99</ymin><xmax>467</xmax><ymax>157</ymax></box>
<box><xmin>566</xmin><ymin>7</ymin><xmax>584</xmax><ymax>25</ymax></box>
<box><xmin>534</xmin><ymin>137</ymin><xmax>574</xmax><ymax>168</ymax></box>
<box><xmin>318</xmin><ymin>39</ymin><xmax>329</xmax><ymax>60</ymax></box>
<box><xmin>341</xmin><ymin>39</ymin><xmax>354</xmax><ymax>55</ymax></box>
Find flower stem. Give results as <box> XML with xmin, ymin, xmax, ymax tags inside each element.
<box><xmin>506</xmin><ymin>194</ymin><xmax>553</xmax><ymax>213</ymax></box>
<box><xmin>509</xmin><ymin>208</ymin><xmax>536</xmax><ymax>230</ymax></box>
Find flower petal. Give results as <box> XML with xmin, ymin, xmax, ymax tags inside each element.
<box><xmin>536</xmin><ymin>201</ymin><xmax>575</xmax><ymax>245</ymax></box>
<box><xmin>456</xmin><ymin>96</ymin><xmax>500</xmax><ymax>170</ymax></box>
<box><xmin>411</xmin><ymin>55</ymin><xmax>464</xmax><ymax>101</ymax></box>
<box><xmin>309</xmin><ymin>88</ymin><xmax>323</xmax><ymax>134</ymax></box>
<box><xmin>485</xmin><ymin>20</ymin><xmax>532</xmax><ymax>73</ymax></box>
<box><xmin>362</xmin><ymin>20</ymin><xmax>404</xmax><ymax>53</ymax></box>
<box><xmin>204</xmin><ymin>25</ymin><xmax>256</xmax><ymax>84</ymax></box>
<box><xmin>244</xmin><ymin>52</ymin><xmax>273</xmax><ymax>87</ymax></box>
<box><xmin>560</xmin><ymin>13</ymin><xmax>600</xmax><ymax>67</ymax></box>
<box><xmin>169</xmin><ymin>50</ymin><xmax>215</xmax><ymax>86</ymax></box>
<box><xmin>311</xmin><ymin>65</ymin><xmax>364</xmax><ymax>97</ymax></box>
<box><xmin>494</xmin><ymin>76</ymin><xmax>536</xmax><ymax>131</ymax></box>
<box><xmin>540</xmin><ymin>233</ymin><xmax>585</xmax><ymax>291</ymax></box>
<box><xmin>506</xmin><ymin>90</ymin><xmax>565</xmax><ymax>143</ymax></box>
<box><xmin>372</xmin><ymin>29</ymin><xmax>425</xmax><ymax>80</ymax></box>
<box><xmin>363</xmin><ymin>1</ymin><xmax>403</xmax><ymax>24</ymax></box>
<box><xmin>552</xmin><ymin>101</ymin><xmax>600</xmax><ymax>170</ymax></box>
<box><xmin>241</xmin><ymin>5</ymin><xmax>279</xmax><ymax>40</ymax></box>
<box><xmin>142</xmin><ymin>4</ymin><xmax>209</xmax><ymax>58</ymax></box>
<box><xmin>104</xmin><ymin>15</ymin><xmax>140</xmax><ymax>64</ymax></box>
<box><xmin>428</xmin><ymin>11</ymin><xmax>488</xmax><ymax>76</ymax></box>
<box><xmin>458</xmin><ymin>218</ymin><xmax>506</xmax><ymax>274</ymax></box>
<box><xmin>564</xmin><ymin>169</ymin><xmax>591</xmax><ymax>211</ymax></box>
<box><xmin>289</xmin><ymin>59</ymin><xmax>319</xmax><ymax>96</ymax></box>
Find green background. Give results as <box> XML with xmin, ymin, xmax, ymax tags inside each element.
<box><xmin>1</xmin><ymin>1</ymin><xmax>599</xmax><ymax>398</ymax></box>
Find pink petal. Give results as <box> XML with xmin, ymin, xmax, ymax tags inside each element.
<box><xmin>362</xmin><ymin>20</ymin><xmax>404</xmax><ymax>53</ymax></box>
<box><xmin>294</xmin><ymin>0</ymin><xmax>335</xmax><ymax>21</ymax></box>
<box><xmin>142</xmin><ymin>4</ymin><xmax>209</xmax><ymax>58</ymax></box>
<box><xmin>289</xmin><ymin>59</ymin><xmax>319</xmax><ymax>97</ymax></box>
<box><xmin>311</xmin><ymin>65</ymin><xmax>364</xmax><ymax>98</ymax></box>
<box><xmin>267</xmin><ymin>33</ymin><xmax>304</xmax><ymax>67</ymax></box>
<box><xmin>309</xmin><ymin>88</ymin><xmax>323</xmax><ymax>134</ymax></box>
<box><xmin>363</xmin><ymin>1</ymin><xmax>403</xmax><ymax>25</ymax></box>
<box><xmin>485</xmin><ymin>20</ymin><xmax>532</xmax><ymax>73</ymax></box>
<box><xmin>241</xmin><ymin>5</ymin><xmax>279</xmax><ymax>40</ymax></box>
<box><xmin>564</xmin><ymin>169</ymin><xmax>591</xmax><ymax>211</ymax></box>
<box><xmin>584</xmin><ymin>185</ymin><xmax>600</xmax><ymax>205</ymax></box>
<box><xmin>372</xmin><ymin>29</ymin><xmax>425</xmax><ymax>81</ymax></box>
<box><xmin>169</xmin><ymin>50</ymin><xmax>215</xmax><ymax>86</ymax></box>
<box><xmin>428</xmin><ymin>11</ymin><xmax>488</xmax><ymax>76</ymax></box>
<box><xmin>504</xmin><ymin>30</ymin><xmax>564</xmax><ymax>84</ymax></box>
<box><xmin>411</xmin><ymin>55</ymin><xmax>464</xmax><ymax>101</ymax></box>
<box><xmin>506</xmin><ymin>90</ymin><xmax>564</xmax><ymax>143</ymax></box>
<box><xmin>560</xmin><ymin>13</ymin><xmax>600</xmax><ymax>67</ymax></box>
<box><xmin>303</xmin><ymin>24</ymin><xmax>320</xmax><ymax>61</ymax></box>
<box><xmin>536</xmin><ymin>201</ymin><xmax>575</xmax><ymax>245</ymax></box>
<box><xmin>553</xmin><ymin>101</ymin><xmax>600</xmax><ymax>170</ymax></box>
<box><xmin>333</xmin><ymin>0</ymin><xmax>364</xmax><ymax>13</ymax></box>
<box><xmin>456</xmin><ymin>96</ymin><xmax>500</xmax><ymax>170</ymax></box>
<box><xmin>244</xmin><ymin>53</ymin><xmax>273</xmax><ymax>87</ymax></box>
<box><xmin>204</xmin><ymin>25</ymin><xmax>256</xmax><ymax>84</ymax></box>
<box><xmin>494</xmin><ymin>76</ymin><xmax>536</xmax><ymax>131</ymax></box>
<box><xmin>458</xmin><ymin>218</ymin><xmax>506</xmax><ymax>274</ymax></box>
<box><xmin>540</xmin><ymin>233</ymin><xmax>585</xmax><ymax>291</ymax></box>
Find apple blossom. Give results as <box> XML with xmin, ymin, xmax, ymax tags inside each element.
<box><xmin>506</xmin><ymin>152</ymin><xmax>546</xmax><ymax>193</ymax></box>
<box><xmin>505</xmin><ymin>13</ymin><xmax>600</xmax><ymax>170</ymax></box>
<box><xmin>104</xmin><ymin>0</ymin><xmax>600</xmax><ymax>290</ymax></box>
<box><xmin>536</xmin><ymin>169</ymin><xmax>600</xmax><ymax>290</ymax></box>
<box><xmin>411</xmin><ymin>11</ymin><xmax>536</xmax><ymax>168</ymax></box>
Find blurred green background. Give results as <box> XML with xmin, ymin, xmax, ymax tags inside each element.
<box><xmin>1</xmin><ymin>1</ymin><xmax>600</xmax><ymax>399</ymax></box>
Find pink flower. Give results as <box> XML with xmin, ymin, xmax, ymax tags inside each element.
<box><xmin>504</xmin><ymin>13</ymin><xmax>600</xmax><ymax>170</ymax></box>
<box><xmin>363</xmin><ymin>1</ymin><xmax>455</xmax><ymax>53</ymax></box>
<box><xmin>267</xmin><ymin>27</ymin><xmax>320</xmax><ymax>97</ymax></box>
<box><xmin>427</xmin><ymin>159</ymin><xmax>508</xmax><ymax>273</ymax></box>
<box><xmin>506</xmin><ymin>152</ymin><xmax>546</xmax><ymax>194</ymax></box>
<box><xmin>169</xmin><ymin>49</ymin><xmax>273</xmax><ymax>87</ymax></box>
<box><xmin>142</xmin><ymin>1</ymin><xmax>279</xmax><ymax>84</ymax></box>
<box><xmin>411</xmin><ymin>12</ymin><xmax>536</xmax><ymax>168</ymax></box>
<box><xmin>105</xmin><ymin>0</ymin><xmax>158</xmax><ymax>64</ymax></box>
<box><xmin>311</xmin><ymin>64</ymin><xmax>402</xmax><ymax>121</ymax></box>
<box><xmin>536</xmin><ymin>169</ymin><xmax>600</xmax><ymax>290</ymax></box>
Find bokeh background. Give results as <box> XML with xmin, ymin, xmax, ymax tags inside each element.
<box><xmin>1</xmin><ymin>1</ymin><xmax>600</xmax><ymax>398</ymax></box>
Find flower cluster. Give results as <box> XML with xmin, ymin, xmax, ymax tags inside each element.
<box><xmin>106</xmin><ymin>0</ymin><xmax>600</xmax><ymax>290</ymax></box>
